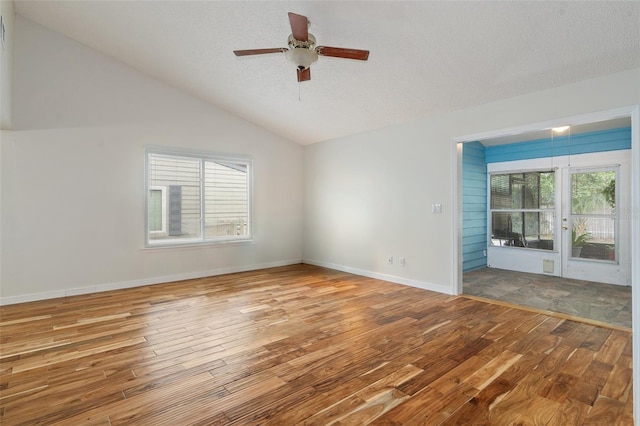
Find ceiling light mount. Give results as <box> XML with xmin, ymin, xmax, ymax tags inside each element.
<box><xmin>287</xmin><ymin>33</ymin><xmax>316</xmax><ymax>50</ymax></box>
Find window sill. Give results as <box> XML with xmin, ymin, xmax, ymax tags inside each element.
<box><xmin>143</xmin><ymin>238</ymin><xmax>255</xmax><ymax>251</ymax></box>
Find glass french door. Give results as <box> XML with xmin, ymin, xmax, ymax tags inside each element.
<box><xmin>562</xmin><ymin>166</ymin><xmax>626</xmax><ymax>284</ymax></box>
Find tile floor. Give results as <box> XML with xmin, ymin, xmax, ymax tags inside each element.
<box><xmin>463</xmin><ymin>267</ymin><xmax>632</xmax><ymax>329</ymax></box>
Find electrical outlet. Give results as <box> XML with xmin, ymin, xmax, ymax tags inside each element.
<box><xmin>387</xmin><ymin>256</ymin><xmax>393</xmax><ymax>265</ymax></box>
<box><xmin>400</xmin><ymin>258</ymin><xmax>406</xmax><ymax>267</ymax></box>
<box><xmin>483</xmin><ymin>249</ymin><xmax>487</xmax><ymax>257</ymax></box>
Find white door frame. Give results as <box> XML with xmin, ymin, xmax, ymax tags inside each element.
<box><xmin>452</xmin><ymin>105</ymin><xmax>640</xmax><ymax>419</ymax></box>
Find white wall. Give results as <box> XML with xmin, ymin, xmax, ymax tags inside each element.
<box><xmin>303</xmin><ymin>68</ymin><xmax>640</xmax><ymax>295</ymax></box>
<box><xmin>0</xmin><ymin>16</ymin><xmax>303</xmax><ymax>303</ymax></box>
<box><xmin>0</xmin><ymin>0</ymin><xmax>12</xmax><ymax>301</ymax></box>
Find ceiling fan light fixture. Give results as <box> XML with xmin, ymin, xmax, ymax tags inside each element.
<box><xmin>285</xmin><ymin>47</ymin><xmax>318</xmax><ymax>70</ymax></box>
<box><xmin>233</xmin><ymin>13</ymin><xmax>369</xmax><ymax>82</ymax></box>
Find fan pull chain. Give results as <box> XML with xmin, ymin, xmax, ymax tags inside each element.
<box><xmin>298</xmin><ymin>82</ymin><xmax>301</xmax><ymax>101</ymax></box>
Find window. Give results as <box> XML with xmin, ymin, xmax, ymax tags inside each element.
<box><xmin>148</xmin><ymin>186</ymin><xmax>166</xmax><ymax>233</ymax></box>
<box><xmin>570</xmin><ymin>168</ymin><xmax>617</xmax><ymax>261</ymax></box>
<box><xmin>490</xmin><ymin>170</ymin><xmax>555</xmax><ymax>250</ymax></box>
<box><xmin>145</xmin><ymin>148</ymin><xmax>252</xmax><ymax>246</ymax></box>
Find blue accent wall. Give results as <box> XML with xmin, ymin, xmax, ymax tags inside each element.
<box><xmin>485</xmin><ymin>127</ymin><xmax>631</xmax><ymax>163</ymax></box>
<box><xmin>462</xmin><ymin>142</ymin><xmax>487</xmax><ymax>272</ymax></box>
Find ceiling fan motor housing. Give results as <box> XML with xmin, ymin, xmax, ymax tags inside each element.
<box><xmin>286</xmin><ymin>34</ymin><xmax>318</xmax><ymax>70</ymax></box>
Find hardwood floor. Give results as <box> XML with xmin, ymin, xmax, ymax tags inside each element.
<box><xmin>0</xmin><ymin>264</ymin><xmax>633</xmax><ymax>425</ymax></box>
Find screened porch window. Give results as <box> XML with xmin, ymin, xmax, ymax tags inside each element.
<box><xmin>490</xmin><ymin>171</ymin><xmax>555</xmax><ymax>250</ymax></box>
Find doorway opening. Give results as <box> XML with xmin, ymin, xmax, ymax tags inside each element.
<box><xmin>455</xmin><ymin>113</ymin><xmax>635</xmax><ymax>326</ymax></box>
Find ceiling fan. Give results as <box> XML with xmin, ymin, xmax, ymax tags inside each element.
<box><xmin>233</xmin><ymin>12</ymin><xmax>370</xmax><ymax>82</ymax></box>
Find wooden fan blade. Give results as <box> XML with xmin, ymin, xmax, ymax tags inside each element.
<box><xmin>316</xmin><ymin>46</ymin><xmax>369</xmax><ymax>61</ymax></box>
<box><xmin>288</xmin><ymin>12</ymin><xmax>309</xmax><ymax>41</ymax></box>
<box><xmin>297</xmin><ymin>67</ymin><xmax>311</xmax><ymax>82</ymax></box>
<box><xmin>234</xmin><ymin>48</ymin><xmax>287</xmax><ymax>56</ymax></box>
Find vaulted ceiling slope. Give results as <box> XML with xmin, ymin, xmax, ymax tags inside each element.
<box><xmin>15</xmin><ymin>1</ymin><xmax>640</xmax><ymax>145</ymax></box>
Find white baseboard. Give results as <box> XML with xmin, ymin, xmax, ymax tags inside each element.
<box><xmin>302</xmin><ymin>258</ymin><xmax>455</xmax><ymax>295</ymax></box>
<box><xmin>0</xmin><ymin>259</ymin><xmax>302</xmax><ymax>306</ymax></box>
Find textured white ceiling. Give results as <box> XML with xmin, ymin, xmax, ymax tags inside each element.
<box><xmin>14</xmin><ymin>1</ymin><xmax>640</xmax><ymax>145</ymax></box>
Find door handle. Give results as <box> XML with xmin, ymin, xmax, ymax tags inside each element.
<box><xmin>562</xmin><ymin>226</ymin><xmax>568</xmax><ymax>230</ymax></box>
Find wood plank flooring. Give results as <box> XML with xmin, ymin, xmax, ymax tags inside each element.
<box><xmin>0</xmin><ymin>264</ymin><xmax>633</xmax><ymax>425</ymax></box>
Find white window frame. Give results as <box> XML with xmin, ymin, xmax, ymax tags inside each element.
<box><xmin>145</xmin><ymin>147</ymin><xmax>253</xmax><ymax>248</ymax></box>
